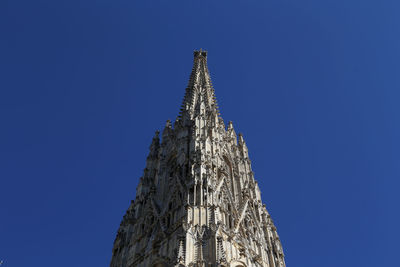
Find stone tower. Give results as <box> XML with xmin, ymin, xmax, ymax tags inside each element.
<box><xmin>110</xmin><ymin>50</ymin><xmax>286</xmax><ymax>267</ymax></box>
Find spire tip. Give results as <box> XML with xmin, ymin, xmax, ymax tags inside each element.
<box><xmin>194</xmin><ymin>49</ymin><xmax>207</xmax><ymax>59</ymax></box>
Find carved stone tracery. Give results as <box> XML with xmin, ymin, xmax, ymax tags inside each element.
<box><xmin>110</xmin><ymin>50</ymin><xmax>286</xmax><ymax>267</ymax></box>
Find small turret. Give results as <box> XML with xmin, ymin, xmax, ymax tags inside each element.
<box><xmin>227</xmin><ymin>121</ymin><xmax>238</xmax><ymax>145</ymax></box>
<box><xmin>238</xmin><ymin>133</ymin><xmax>249</xmax><ymax>158</ymax></box>
<box><xmin>162</xmin><ymin>119</ymin><xmax>173</xmax><ymax>140</ymax></box>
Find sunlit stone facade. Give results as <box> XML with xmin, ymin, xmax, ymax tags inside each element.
<box><xmin>110</xmin><ymin>50</ymin><xmax>286</xmax><ymax>267</ymax></box>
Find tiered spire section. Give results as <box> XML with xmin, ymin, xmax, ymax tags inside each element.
<box><xmin>179</xmin><ymin>49</ymin><xmax>220</xmax><ymax>123</ymax></box>
<box><xmin>110</xmin><ymin>51</ymin><xmax>286</xmax><ymax>267</ymax></box>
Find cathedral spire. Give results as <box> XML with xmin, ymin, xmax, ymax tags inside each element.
<box><xmin>110</xmin><ymin>51</ymin><xmax>286</xmax><ymax>267</ymax></box>
<box><xmin>179</xmin><ymin>49</ymin><xmax>220</xmax><ymax>122</ymax></box>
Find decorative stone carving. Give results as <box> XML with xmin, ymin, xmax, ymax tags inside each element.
<box><xmin>110</xmin><ymin>50</ymin><xmax>286</xmax><ymax>267</ymax></box>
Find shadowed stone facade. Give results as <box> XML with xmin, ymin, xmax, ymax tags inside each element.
<box><xmin>110</xmin><ymin>50</ymin><xmax>286</xmax><ymax>267</ymax></box>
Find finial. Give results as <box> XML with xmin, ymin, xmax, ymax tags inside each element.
<box><xmin>165</xmin><ymin>119</ymin><xmax>172</xmax><ymax>128</ymax></box>
<box><xmin>194</xmin><ymin>49</ymin><xmax>207</xmax><ymax>59</ymax></box>
<box><xmin>238</xmin><ymin>133</ymin><xmax>244</xmax><ymax>144</ymax></box>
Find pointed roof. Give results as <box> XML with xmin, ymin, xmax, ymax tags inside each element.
<box><xmin>178</xmin><ymin>49</ymin><xmax>220</xmax><ymax>121</ymax></box>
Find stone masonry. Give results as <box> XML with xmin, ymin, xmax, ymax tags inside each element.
<box><xmin>110</xmin><ymin>50</ymin><xmax>286</xmax><ymax>267</ymax></box>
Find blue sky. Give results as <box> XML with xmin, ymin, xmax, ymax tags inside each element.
<box><xmin>1</xmin><ymin>0</ymin><xmax>399</xmax><ymax>266</ymax></box>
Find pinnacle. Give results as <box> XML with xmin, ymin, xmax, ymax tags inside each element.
<box><xmin>165</xmin><ymin>119</ymin><xmax>172</xmax><ymax>128</ymax></box>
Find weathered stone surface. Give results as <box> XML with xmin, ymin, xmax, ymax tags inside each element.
<box><xmin>110</xmin><ymin>50</ymin><xmax>286</xmax><ymax>267</ymax></box>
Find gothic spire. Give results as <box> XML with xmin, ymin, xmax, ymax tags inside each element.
<box><xmin>111</xmin><ymin>51</ymin><xmax>286</xmax><ymax>267</ymax></box>
<box><xmin>178</xmin><ymin>49</ymin><xmax>220</xmax><ymax>122</ymax></box>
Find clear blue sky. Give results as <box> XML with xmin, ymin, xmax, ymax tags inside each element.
<box><xmin>1</xmin><ymin>0</ymin><xmax>399</xmax><ymax>266</ymax></box>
